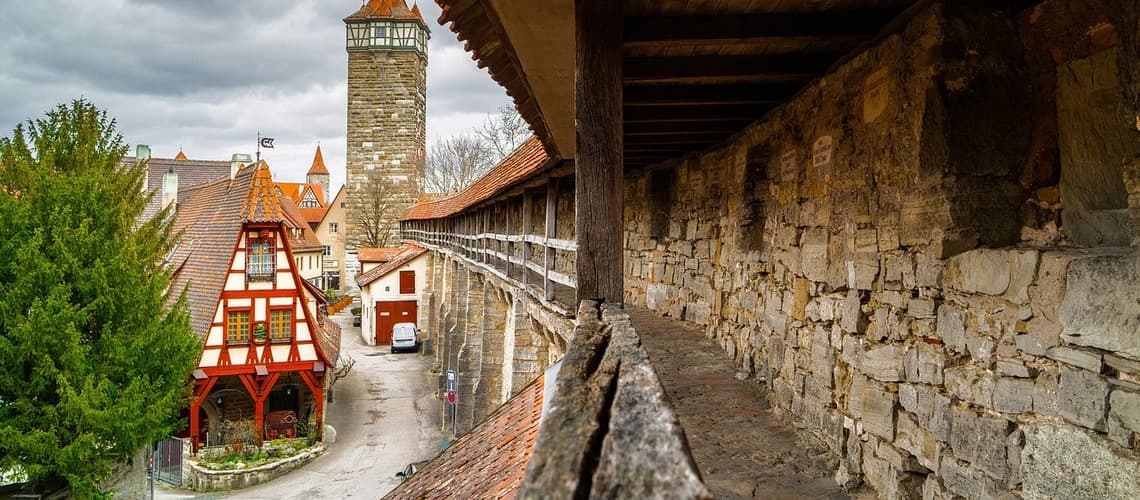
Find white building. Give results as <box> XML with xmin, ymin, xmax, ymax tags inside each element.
<box><xmin>354</xmin><ymin>244</ymin><xmax>429</xmax><ymax>346</ymax></box>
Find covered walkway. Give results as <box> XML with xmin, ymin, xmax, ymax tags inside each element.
<box><xmin>629</xmin><ymin>308</ymin><xmax>851</xmax><ymax>500</ymax></box>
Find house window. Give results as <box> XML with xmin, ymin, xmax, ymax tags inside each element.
<box><xmin>247</xmin><ymin>235</ymin><xmax>275</xmax><ymax>281</ymax></box>
<box><xmin>227</xmin><ymin>310</ymin><xmax>251</xmax><ymax>343</ymax></box>
<box><xmin>323</xmin><ymin>245</ymin><xmax>331</xmax><ymax>256</ymax></box>
<box><xmin>330</xmin><ymin>222</ymin><xmax>339</xmax><ymax>234</ymax></box>
<box><xmin>270</xmin><ymin>309</ymin><xmax>292</xmax><ymax>342</ymax></box>
<box><xmin>399</xmin><ymin>270</ymin><xmax>415</xmax><ymax>294</ymax></box>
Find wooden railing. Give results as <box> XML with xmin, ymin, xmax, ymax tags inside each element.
<box><xmin>402</xmin><ymin>228</ymin><xmax>577</xmax><ymax>317</ymax></box>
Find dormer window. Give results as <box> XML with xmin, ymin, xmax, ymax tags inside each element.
<box><xmin>247</xmin><ymin>233</ymin><xmax>275</xmax><ymax>281</ymax></box>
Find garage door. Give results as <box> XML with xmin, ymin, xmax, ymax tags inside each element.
<box><xmin>375</xmin><ymin>300</ymin><xmax>417</xmax><ymax>345</ymax></box>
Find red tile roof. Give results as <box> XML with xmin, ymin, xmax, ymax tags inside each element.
<box><xmin>275</xmin><ymin>182</ymin><xmax>329</xmax><ymax>226</ymax></box>
<box><xmin>355</xmin><ymin>244</ymin><xmax>428</xmax><ymax>288</ymax></box>
<box><xmin>241</xmin><ymin>161</ymin><xmax>286</xmax><ymax>223</ymax></box>
<box><xmin>384</xmin><ymin>373</ymin><xmax>546</xmax><ymax>499</ymax></box>
<box><xmin>346</xmin><ymin>0</ymin><xmax>425</xmax><ymax>23</ymax></box>
<box><xmin>402</xmin><ymin>137</ymin><xmax>550</xmax><ymax>221</ymax></box>
<box><xmin>278</xmin><ymin>195</ymin><xmax>325</xmax><ymax>252</ymax></box>
<box><xmin>358</xmin><ymin>247</ymin><xmax>403</xmax><ymax>263</ymax></box>
<box><xmin>307</xmin><ymin>145</ymin><xmax>330</xmax><ymax>176</ymax></box>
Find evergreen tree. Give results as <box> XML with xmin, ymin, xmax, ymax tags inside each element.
<box><xmin>0</xmin><ymin>100</ymin><xmax>200</xmax><ymax>498</ymax></box>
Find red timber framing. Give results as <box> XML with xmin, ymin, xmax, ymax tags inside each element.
<box><xmin>189</xmin><ymin>222</ymin><xmax>332</xmax><ymax>452</ymax></box>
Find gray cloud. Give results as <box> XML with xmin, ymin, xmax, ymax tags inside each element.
<box><xmin>0</xmin><ymin>0</ymin><xmax>510</xmax><ymax>192</ymax></box>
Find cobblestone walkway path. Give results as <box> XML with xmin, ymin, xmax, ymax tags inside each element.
<box><xmin>629</xmin><ymin>308</ymin><xmax>852</xmax><ymax>500</ymax></box>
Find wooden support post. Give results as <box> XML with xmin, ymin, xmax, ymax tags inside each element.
<box><xmin>504</xmin><ymin>202</ymin><xmax>512</xmax><ymax>278</ymax></box>
<box><xmin>189</xmin><ymin>376</ymin><xmax>219</xmax><ymax>453</ymax></box>
<box><xmin>522</xmin><ymin>193</ymin><xmax>533</xmax><ymax>287</ymax></box>
<box><xmin>544</xmin><ymin>177</ymin><xmax>558</xmax><ymax>301</ymax></box>
<box><xmin>575</xmin><ymin>0</ymin><xmax>624</xmax><ymax>306</ymax></box>
<box><xmin>483</xmin><ymin>209</ymin><xmax>490</xmax><ymax>264</ymax></box>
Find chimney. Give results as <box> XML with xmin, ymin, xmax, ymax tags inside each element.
<box><xmin>136</xmin><ymin>144</ymin><xmax>151</xmax><ymax>193</ymax></box>
<box><xmin>231</xmin><ymin>153</ymin><xmax>252</xmax><ymax>180</ymax></box>
<box><xmin>162</xmin><ymin>165</ymin><xmax>178</xmax><ymax>212</ymax></box>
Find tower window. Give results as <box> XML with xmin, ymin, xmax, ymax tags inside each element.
<box><xmin>330</xmin><ymin>222</ymin><xmax>339</xmax><ymax>234</ymax></box>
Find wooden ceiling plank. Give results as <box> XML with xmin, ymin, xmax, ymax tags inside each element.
<box><xmin>624</xmin><ymin>53</ymin><xmax>836</xmax><ymax>81</ymax></box>
<box><xmin>624</xmin><ymin>82</ymin><xmax>800</xmax><ymax>105</ymax></box>
<box><xmin>623</xmin><ymin>9</ymin><xmax>901</xmax><ymax>46</ymax></box>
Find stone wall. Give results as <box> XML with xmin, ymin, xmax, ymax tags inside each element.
<box><xmin>183</xmin><ymin>445</ymin><xmax>325</xmax><ymax>492</ymax></box>
<box><xmin>346</xmin><ymin>48</ymin><xmax>427</xmax><ymax>249</ymax></box>
<box><xmin>624</xmin><ymin>2</ymin><xmax>1140</xmax><ymax>498</ymax></box>
<box><xmin>426</xmin><ymin>252</ymin><xmax>572</xmax><ymax>435</ymax></box>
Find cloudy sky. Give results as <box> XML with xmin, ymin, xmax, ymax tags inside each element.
<box><xmin>0</xmin><ymin>0</ymin><xmax>511</xmax><ymax>192</ymax></box>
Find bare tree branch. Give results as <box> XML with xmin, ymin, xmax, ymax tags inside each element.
<box><xmin>425</xmin><ymin>106</ymin><xmax>531</xmax><ymax>195</ymax></box>
<box><xmin>425</xmin><ymin>134</ymin><xmax>491</xmax><ymax>195</ymax></box>
<box><xmin>476</xmin><ymin>105</ymin><xmax>531</xmax><ymax>163</ymax></box>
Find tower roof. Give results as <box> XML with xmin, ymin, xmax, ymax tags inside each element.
<box><xmin>308</xmin><ymin>145</ymin><xmax>330</xmax><ymax>176</ymax></box>
<box><xmin>345</xmin><ymin>0</ymin><xmax>425</xmax><ymax>23</ymax></box>
<box><xmin>174</xmin><ymin>149</ymin><xmax>188</xmax><ymax>160</ymax></box>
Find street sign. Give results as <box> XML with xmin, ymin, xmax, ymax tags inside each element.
<box><xmin>446</xmin><ymin>390</ymin><xmax>457</xmax><ymax>405</ymax></box>
<box><xmin>446</xmin><ymin>370</ymin><xmax>457</xmax><ymax>392</ymax></box>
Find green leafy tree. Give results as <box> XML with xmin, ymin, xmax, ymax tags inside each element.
<box><xmin>0</xmin><ymin>100</ymin><xmax>200</xmax><ymax>498</ymax></box>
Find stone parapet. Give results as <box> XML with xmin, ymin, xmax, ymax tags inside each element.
<box><xmin>519</xmin><ymin>301</ymin><xmax>711</xmax><ymax>499</ymax></box>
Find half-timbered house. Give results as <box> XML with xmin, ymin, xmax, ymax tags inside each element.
<box><xmin>167</xmin><ymin>160</ymin><xmax>341</xmax><ymax>451</ymax></box>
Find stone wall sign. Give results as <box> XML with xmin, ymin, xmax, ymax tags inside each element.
<box><xmin>813</xmin><ymin>136</ymin><xmax>834</xmax><ymax>168</ymax></box>
<box><xmin>863</xmin><ymin>69</ymin><xmax>890</xmax><ymax>123</ymax></box>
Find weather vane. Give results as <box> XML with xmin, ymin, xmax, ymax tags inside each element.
<box><xmin>256</xmin><ymin>131</ymin><xmax>275</xmax><ymax>162</ymax></box>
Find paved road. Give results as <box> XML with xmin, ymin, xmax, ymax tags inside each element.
<box><xmin>158</xmin><ymin>311</ymin><xmax>444</xmax><ymax>499</ymax></box>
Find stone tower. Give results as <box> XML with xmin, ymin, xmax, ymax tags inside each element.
<box><xmin>306</xmin><ymin>144</ymin><xmax>331</xmax><ymax>204</ymax></box>
<box><xmin>344</xmin><ymin>0</ymin><xmax>429</xmax><ymax>249</ymax></box>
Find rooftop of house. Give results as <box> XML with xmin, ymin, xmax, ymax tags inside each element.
<box><xmin>355</xmin><ymin>244</ymin><xmax>429</xmax><ymax>288</ymax></box>
<box><xmin>384</xmin><ymin>367</ymin><xmax>550</xmax><ymax>499</ymax></box>
<box><xmin>122</xmin><ymin>152</ymin><xmax>232</xmax><ymax>222</ymax></box>
<box><xmin>402</xmin><ymin>137</ymin><xmax>550</xmax><ymax>221</ymax></box>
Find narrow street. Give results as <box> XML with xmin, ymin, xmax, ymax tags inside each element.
<box><xmin>158</xmin><ymin>311</ymin><xmax>444</xmax><ymax>499</ymax></box>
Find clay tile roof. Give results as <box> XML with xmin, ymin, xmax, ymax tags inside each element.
<box><xmin>345</xmin><ymin>0</ymin><xmax>425</xmax><ymax>23</ymax></box>
<box><xmin>277</xmin><ymin>195</ymin><xmax>324</xmax><ymax>251</ymax></box>
<box><xmin>402</xmin><ymin>137</ymin><xmax>550</xmax><ymax>221</ymax></box>
<box><xmin>355</xmin><ymin>244</ymin><xmax>428</xmax><ymax>288</ymax></box>
<box><xmin>242</xmin><ymin>161</ymin><xmax>286</xmax><ymax>223</ymax></box>
<box><xmin>358</xmin><ymin>246</ymin><xmax>403</xmax><ymax>263</ymax></box>
<box><xmin>122</xmin><ymin>155</ymin><xmax>231</xmax><ymax>221</ymax></box>
<box><xmin>174</xmin><ymin>149</ymin><xmax>188</xmax><ymax>160</ymax></box>
<box><xmin>384</xmin><ymin>373</ymin><xmax>546</xmax><ymax>499</ymax></box>
<box><xmin>167</xmin><ymin>167</ymin><xmax>255</xmax><ymax>337</ymax></box>
<box><xmin>307</xmin><ymin>145</ymin><xmax>330</xmax><ymax>176</ymax></box>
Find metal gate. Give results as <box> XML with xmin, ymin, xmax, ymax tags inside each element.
<box><xmin>153</xmin><ymin>437</ymin><xmax>184</xmax><ymax>486</ymax></box>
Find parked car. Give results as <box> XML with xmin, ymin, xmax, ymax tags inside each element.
<box><xmin>391</xmin><ymin>322</ymin><xmax>419</xmax><ymax>353</ymax></box>
<box><xmin>352</xmin><ymin>314</ymin><xmax>361</xmax><ymax>327</ymax></box>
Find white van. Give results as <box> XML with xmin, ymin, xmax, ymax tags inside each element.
<box><xmin>391</xmin><ymin>322</ymin><xmax>418</xmax><ymax>353</ymax></box>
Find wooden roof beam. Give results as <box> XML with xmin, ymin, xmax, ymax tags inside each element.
<box><xmin>624</xmin><ymin>54</ymin><xmax>835</xmax><ymax>83</ymax></box>
<box><xmin>624</xmin><ymin>83</ymin><xmax>801</xmax><ymax>106</ymax></box>
<box><xmin>624</xmin><ymin>104</ymin><xmax>773</xmax><ymax>123</ymax></box>
<box><xmin>623</xmin><ymin>10</ymin><xmax>902</xmax><ymax>47</ymax></box>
